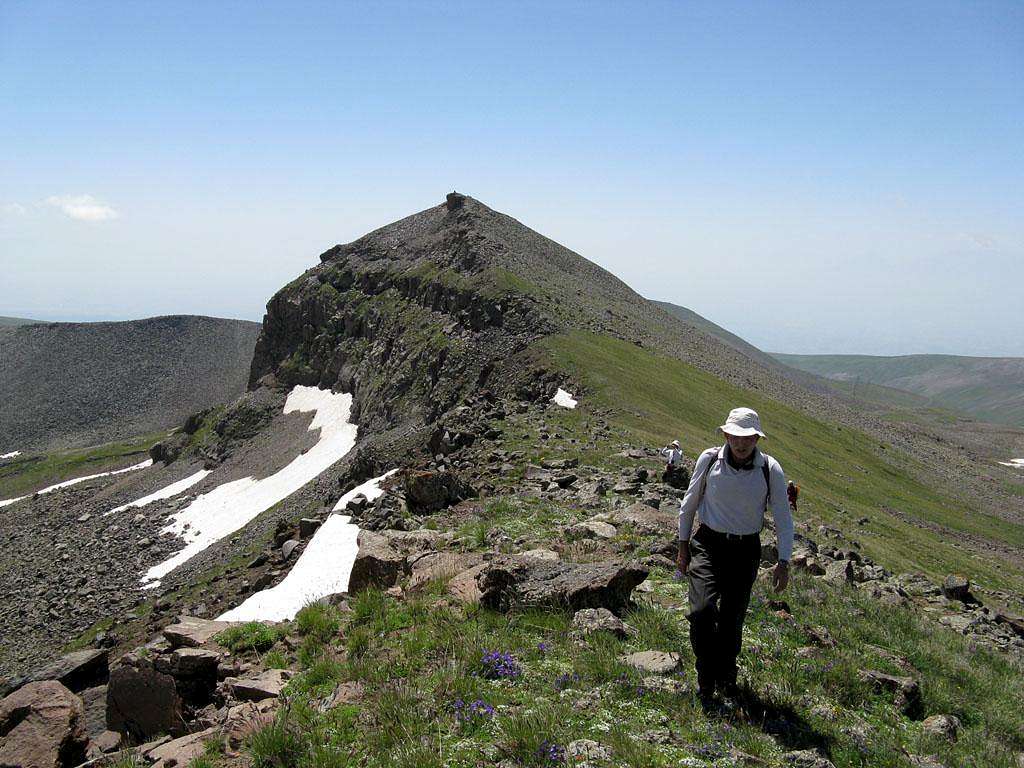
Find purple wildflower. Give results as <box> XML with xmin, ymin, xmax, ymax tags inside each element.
<box><xmin>480</xmin><ymin>650</ymin><xmax>522</xmax><ymax>680</ymax></box>
<box><xmin>537</xmin><ymin>641</ymin><xmax>550</xmax><ymax>653</ymax></box>
<box><xmin>536</xmin><ymin>740</ymin><xmax>565</xmax><ymax>765</ymax></box>
<box><xmin>453</xmin><ymin>698</ymin><xmax>494</xmax><ymax>728</ymax></box>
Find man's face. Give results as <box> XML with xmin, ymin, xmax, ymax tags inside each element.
<box><xmin>725</xmin><ymin>433</ymin><xmax>759</xmax><ymax>461</ymax></box>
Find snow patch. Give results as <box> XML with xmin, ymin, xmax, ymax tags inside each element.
<box><xmin>1</xmin><ymin>451</ymin><xmax>21</xmax><ymax>459</ymax></box>
<box><xmin>551</xmin><ymin>388</ymin><xmax>578</xmax><ymax>409</ymax></box>
<box><xmin>999</xmin><ymin>458</ymin><xmax>1024</xmax><ymax>469</ymax></box>
<box><xmin>104</xmin><ymin>469</ymin><xmax>212</xmax><ymax>516</ymax></box>
<box><xmin>333</xmin><ymin>469</ymin><xmax>399</xmax><ymax>512</ymax></box>
<box><xmin>0</xmin><ymin>459</ymin><xmax>153</xmax><ymax>509</ymax></box>
<box><xmin>217</xmin><ymin>513</ymin><xmax>360</xmax><ymax>622</ymax></box>
<box><xmin>141</xmin><ymin>386</ymin><xmax>357</xmax><ymax>588</ymax></box>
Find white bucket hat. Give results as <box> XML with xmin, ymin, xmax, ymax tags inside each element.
<box><xmin>719</xmin><ymin>407</ymin><xmax>766</xmax><ymax>438</ymax></box>
<box><xmin>671</xmin><ymin>440</ymin><xmax>680</xmax><ymax>447</ymax></box>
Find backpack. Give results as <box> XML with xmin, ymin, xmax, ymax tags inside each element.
<box><xmin>699</xmin><ymin>446</ymin><xmax>771</xmax><ymax>509</ymax></box>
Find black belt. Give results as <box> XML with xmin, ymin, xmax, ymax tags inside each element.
<box><xmin>698</xmin><ymin>526</ymin><xmax>760</xmax><ymax>542</ymax></box>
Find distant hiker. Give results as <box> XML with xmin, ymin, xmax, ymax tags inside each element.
<box><xmin>787</xmin><ymin>480</ymin><xmax>800</xmax><ymax>511</ymax></box>
<box><xmin>676</xmin><ymin>407</ymin><xmax>793</xmax><ymax>709</ymax></box>
<box><xmin>660</xmin><ymin>440</ymin><xmax>686</xmax><ymax>488</ymax></box>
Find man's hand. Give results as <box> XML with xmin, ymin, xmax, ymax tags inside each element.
<box><xmin>676</xmin><ymin>541</ymin><xmax>691</xmax><ymax>576</ymax></box>
<box><xmin>772</xmin><ymin>561</ymin><xmax>790</xmax><ymax>593</ymax></box>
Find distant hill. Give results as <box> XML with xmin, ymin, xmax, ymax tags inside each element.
<box><xmin>0</xmin><ymin>316</ymin><xmax>47</xmax><ymax>326</ymax></box>
<box><xmin>774</xmin><ymin>353</ymin><xmax>1024</xmax><ymax>427</ymax></box>
<box><xmin>0</xmin><ymin>315</ymin><xmax>261</xmax><ymax>452</ymax></box>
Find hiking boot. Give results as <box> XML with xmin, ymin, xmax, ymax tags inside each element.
<box><xmin>698</xmin><ymin>689</ymin><xmax>720</xmax><ymax>715</ymax></box>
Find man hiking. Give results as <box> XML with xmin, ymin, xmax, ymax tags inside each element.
<box><xmin>787</xmin><ymin>480</ymin><xmax>800</xmax><ymax>512</ymax></box>
<box><xmin>660</xmin><ymin>439</ymin><xmax>686</xmax><ymax>488</ymax></box>
<box><xmin>676</xmin><ymin>407</ymin><xmax>794</xmax><ymax>710</ymax></box>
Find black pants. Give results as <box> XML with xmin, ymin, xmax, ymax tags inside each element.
<box><xmin>686</xmin><ymin>525</ymin><xmax>761</xmax><ymax>692</ymax></box>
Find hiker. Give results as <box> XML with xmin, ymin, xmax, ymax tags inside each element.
<box><xmin>787</xmin><ymin>480</ymin><xmax>799</xmax><ymax>511</ymax></box>
<box><xmin>676</xmin><ymin>407</ymin><xmax>793</xmax><ymax>709</ymax></box>
<box><xmin>660</xmin><ymin>439</ymin><xmax>686</xmax><ymax>488</ymax></box>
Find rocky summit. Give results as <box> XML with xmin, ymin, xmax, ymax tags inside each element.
<box><xmin>1</xmin><ymin>194</ymin><xmax>1022</xmax><ymax>767</ymax></box>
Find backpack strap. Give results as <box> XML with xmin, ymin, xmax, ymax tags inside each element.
<box><xmin>762</xmin><ymin>458</ymin><xmax>771</xmax><ymax>507</ymax></box>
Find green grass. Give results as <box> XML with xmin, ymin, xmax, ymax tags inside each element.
<box><xmin>216</xmin><ymin>622</ymin><xmax>286</xmax><ymax>654</ymax></box>
<box><xmin>0</xmin><ymin>431</ymin><xmax>165</xmax><ymax>498</ymax></box>
<box><xmin>223</xmin><ymin>567</ymin><xmax>1022</xmax><ymax>768</ymax></box>
<box><xmin>540</xmin><ymin>331</ymin><xmax>1024</xmax><ymax>596</ymax></box>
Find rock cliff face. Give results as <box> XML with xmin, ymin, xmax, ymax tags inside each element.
<box><xmin>248</xmin><ymin>194</ymin><xmax>555</xmax><ymax>436</ymax></box>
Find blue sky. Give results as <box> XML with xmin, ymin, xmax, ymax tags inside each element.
<box><xmin>2</xmin><ymin>1</ymin><xmax>1022</xmax><ymax>355</ymax></box>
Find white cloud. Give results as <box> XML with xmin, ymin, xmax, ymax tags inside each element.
<box><xmin>45</xmin><ymin>194</ymin><xmax>119</xmax><ymax>222</ymax></box>
<box><xmin>1</xmin><ymin>203</ymin><xmax>27</xmax><ymax>217</ymax></box>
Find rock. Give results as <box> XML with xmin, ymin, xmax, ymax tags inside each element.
<box><xmin>566</xmin><ymin>739</ymin><xmax>611</xmax><ymax>763</ymax></box>
<box><xmin>163</xmin><ymin>616</ymin><xmax>235</xmax><ymax>649</ymax></box>
<box><xmin>572</xmin><ymin>608</ymin><xmax>632</xmax><ymax>638</ymax></box>
<box><xmin>299</xmin><ymin>518</ymin><xmax>322</xmax><ymax>538</ymax></box>
<box><xmin>106</xmin><ymin>652</ymin><xmax>184</xmax><ymax>739</ymax></box>
<box><xmin>941</xmin><ymin>575</ymin><xmax>972</xmax><ymax>602</ymax></box>
<box><xmin>922</xmin><ymin>714</ymin><xmax>960</xmax><ymax>741</ymax></box>
<box><xmin>91</xmin><ymin>730</ymin><xmax>122</xmax><ymax>754</ymax></box>
<box><xmin>281</xmin><ymin>539</ymin><xmax>302</xmax><ymax>560</ymax></box>
<box><xmin>379</xmin><ymin>528</ymin><xmax>445</xmax><ymax>554</ymax></box>
<box><xmin>640</xmin><ymin>675</ymin><xmax>689</xmax><ymax>695</ymax></box>
<box><xmin>320</xmin><ymin>681</ymin><xmax>364</xmax><ymax>711</ymax></box>
<box><xmin>521</xmin><ymin>548</ymin><xmax>559</xmax><ymax>562</ymax></box>
<box><xmin>858</xmin><ymin>669</ymin><xmax>922</xmax><ymax>718</ymax></box>
<box><xmin>147</xmin><ymin>727</ymin><xmax>217</xmax><ymax>768</ymax></box>
<box><xmin>541</xmin><ymin>458</ymin><xmax>579</xmax><ymax>470</ymax></box>
<box><xmin>524</xmin><ymin>465</ymin><xmax>553</xmax><ymax>482</ymax></box>
<box><xmin>155</xmin><ymin>647</ymin><xmax>221</xmax><ymax>678</ymax></box>
<box><xmin>26</xmin><ymin>648</ymin><xmax>108</xmax><ymax>693</ymax></box>
<box><xmin>403</xmin><ymin>469</ymin><xmax>475</xmax><ymax>514</ymax></box>
<box><xmin>907</xmin><ymin>756</ymin><xmax>947</xmax><ymax>768</ymax></box>
<box><xmin>408</xmin><ymin>552</ymin><xmax>484</xmax><ymax>590</ymax></box>
<box><xmin>565</xmin><ymin>520</ymin><xmax>617</xmax><ymax>541</ymax></box>
<box><xmin>348</xmin><ymin>530</ymin><xmax>409</xmax><ymax>592</ymax></box>
<box><xmin>823</xmin><ymin>559</ymin><xmax>855</xmax><ymax>585</ymax></box>
<box><xmin>476</xmin><ymin>555</ymin><xmax>649</xmax><ymax>613</ymax></box>
<box><xmin>225</xmin><ymin>668</ymin><xmax>291</xmax><ymax>701</ymax></box>
<box><xmin>0</xmin><ymin>680</ymin><xmax>88</xmax><ymax>768</ymax></box>
<box><xmin>448</xmin><ymin>564</ymin><xmax>487</xmax><ymax>604</ymax></box>
<box><xmin>612</xmin><ymin>481</ymin><xmax>641</xmax><ymax>495</ymax></box>
<box><xmin>608</xmin><ymin>502</ymin><xmax>674</xmax><ymax>536</ymax></box>
<box><xmin>782</xmin><ymin>750</ymin><xmax>836</xmax><ymax>768</ymax></box>
<box><xmin>619</xmin><ymin>651</ymin><xmax>681</xmax><ymax>674</ymax></box>
<box><xmin>938</xmin><ymin>614</ymin><xmax>979</xmax><ymax>634</ymax></box>
<box><xmin>79</xmin><ymin>684</ymin><xmax>108</xmax><ymax>740</ymax></box>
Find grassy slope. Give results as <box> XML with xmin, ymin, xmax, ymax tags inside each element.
<box><xmin>775</xmin><ymin>353</ymin><xmax>1024</xmax><ymax>428</ymax></box>
<box><xmin>0</xmin><ymin>432</ymin><xmax>163</xmax><ymax>499</ymax></box>
<box><xmin>542</xmin><ymin>332</ymin><xmax>1024</xmax><ymax>595</ymax></box>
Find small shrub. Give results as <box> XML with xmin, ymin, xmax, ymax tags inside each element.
<box><xmin>295</xmin><ymin>601</ymin><xmax>341</xmax><ymax>643</ymax></box>
<box><xmin>263</xmin><ymin>649</ymin><xmax>289</xmax><ymax>669</ymax></box>
<box><xmin>216</xmin><ymin>622</ymin><xmax>284</xmax><ymax>654</ymax></box>
<box><xmin>248</xmin><ymin>715</ymin><xmax>304</xmax><ymax>768</ymax></box>
<box><xmin>347</xmin><ymin>625</ymin><xmax>372</xmax><ymax>659</ymax></box>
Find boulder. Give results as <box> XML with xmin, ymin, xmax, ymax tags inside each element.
<box><xmin>106</xmin><ymin>652</ymin><xmax>184</xmax><ymax>739</ymax></box>
<box><xmin>26</xmin><ymin>648</ymin><xmax>108</xmax><ymax>693</ymax></box>
<box><xmin>476</xmin><ymin>555</ymin><xmax>649</xmax><ymax>613</ymax></box>
<box><xmin>449</xmin><ymin>564</ymin><xmax>487</xmax><ymax>604</ymax></box>
<box><xmin>566</xmin><ymin>739</ymin><xmax>612</xmax><ymax>763</ymax></box>
<box><xmin>858</xmin><ymin>669</ymin><xmax>922</xmax><ymax>718</ymax></box>
<box><xmin>403</xmin><ymin>469</ymin><xmax>475</xmax><ymax>514</ymax></box>
<box><xmin>941</xmin><ymin>575</ymin><xmax>972</xmax><ymax>602</ymax></box>
<box><xmin>521</xmin><ymin>548</ymin><xmax>560</xmax><ymax>562</ymax></box>
<box><xmin>565</xmin><ymin>521</ymin><xmax>617</xmax><ymax>541</ymax></box>
<box><xmin>348</xmin><ymin>530</ymin><xmax>409</xmax><ymax>592</ymax></box>
<box><xmin>281</xmin><ymin>539</ymin><xmax>302</xmax><ymax>560</ymax></box>
<box><xmin>572</xmin><ymin>608</ymin><xmax>632</xmax><ymax>638</ymax></box>
<box><xmin>225</xmin><ymin>669</ymin><xmax>291</xmax><ymax>701</ymax></box>
<box><xmin>79</xmin><ymin>685</ymin><xmax>108</xmax><ymax>740</ymax></box>
<box><xmin>922</xmin><ymin>714</ymin><xmax>960</xmax><ymax>741</ymax></box>
<box><xmin>146</xmin><ymin>727</ymin><xmax>217</xmax><ymax>768</ymax></box>
<box><xmin>379</xmin><ymin>528</ymin><xmax>445</xmax><ymax>554</ymax></box>
<box><xmin>823</xmin><ymin>559</ymin><xmax>855</xmax><ymax>585</ymax></box>
<box><xmin>0</xmin><ymin>681</ymin><xmax>87</xmax><ymax>768</ymax></box>
<box><xmin>608</xmin><ymin>502</ymin><xmax>674</xmax><ymax>536</ymax></box>
<box><xmin>299</xmin><ymin>518</ymin><xmax>322</xmax><ymax>538</ymax></box>
<box><xmin>163</xmin><ymin>616</ymin><xmax>235</xmax><ymax>649</ymax></box>
<box><xmin>619</xmin><ymin>651</ymin><xmax>681</xmax><ymax>674</ymax></box>
<box><xmin>409</xmin><ymin>552</ymin><xmax>484</xmax><ymax>590</ymax></box>
<box><xmin>155</xmin><ymin>647</ymin><xmax>222</xmax><ymax>678</ymax></box>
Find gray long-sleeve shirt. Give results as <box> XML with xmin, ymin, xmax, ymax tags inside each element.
<box><xmin>677</xmin><ymin>445</ymin><xmax>794</xmax><ymax>561</ymax></box>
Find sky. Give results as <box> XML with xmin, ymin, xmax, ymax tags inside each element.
<box><xmin>2</xmin><ymin>1</ymin><xmax>1022</xmax><ymax>356</ymax></box>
